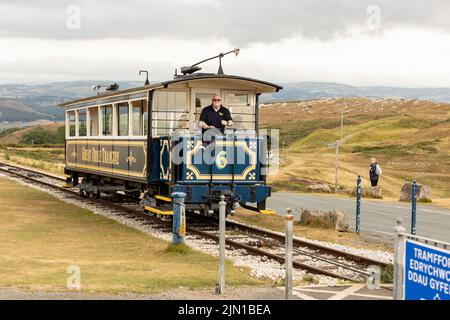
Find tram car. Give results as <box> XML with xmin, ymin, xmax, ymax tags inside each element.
<box><xmin>60</xmin><ymin>51</ymin><xmax>282</xmax><ymax>216</ymax></box>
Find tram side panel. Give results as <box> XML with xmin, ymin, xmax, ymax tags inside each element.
<box><xmin>65</xmin><ymin>139</ymin><xmax>147</xmax><ymax>183</ymax></box>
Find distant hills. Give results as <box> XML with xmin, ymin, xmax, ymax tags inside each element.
<box><xmin>262</xmin><ymin>82</ymin><xmax>450</xmax><ymax>102</ymax></box>
<box><xmin>0</xmin><ymin>81</ymin><xmax>142</xmax><ymax>122</ymax></box>
<box><xmin>1</xmin><ymin>80</ymin><xmax>450</xmax><ymax>122</ymax></box>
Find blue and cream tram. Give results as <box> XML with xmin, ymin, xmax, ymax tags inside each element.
<box><xmin>60</xmin><ymin>54</ymin><xmax>282</xmax><ymax>216</ymax></box>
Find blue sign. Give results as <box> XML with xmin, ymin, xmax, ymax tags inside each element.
<box><xmin>404</xmin><ymin>239</ymin><xmax>450</xmax><ymax>300</ymax></box>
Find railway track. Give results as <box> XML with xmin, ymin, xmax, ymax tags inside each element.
<box><xmin>0</xmin><ymin>161</ymin><xmax>391</xmax><ymax>283</ymax></box>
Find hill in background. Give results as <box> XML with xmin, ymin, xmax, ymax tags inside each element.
<box><xmin>0</xmin><ymin>81</ymin><xmax>142</xmax><ymax>121</ymax></box>
<box><xmin>0</xmin><ymin>99</ymin><xmax>52</xmax><ymax>122</ymax></box>
<box><xmin>1</xmin><ymin>80</ymin><xmax>450</xmax><ymax>122</ymax></box>
<box><xmin>262</xmin><ymin>82</ymin><xmax>450</xmax><ymax>102</ymax></box>
<box><xmin>0</xmin><ymin>123</ymin><xmax>64</xmax><ymax>145</ymax></box>
<box><xmin>261</xmin><ymin>97</ymin><xmax>450</xmax><ymax>206</ymax></box>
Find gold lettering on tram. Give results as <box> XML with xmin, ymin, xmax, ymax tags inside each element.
<box><xmin>82</xmin><ymin>147</ymin><xmax>120</xmax><ymax>165</ymax></box>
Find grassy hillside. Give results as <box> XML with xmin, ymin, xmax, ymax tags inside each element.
<box><xmin>0</xmin><ymin>123</ymin><xmax>64</xmax><ymax>145</ymax></box>
<box><xmin>261</xmin><ymin>98</ymin><xmax>450</xmax><ymax>206</ymax></box>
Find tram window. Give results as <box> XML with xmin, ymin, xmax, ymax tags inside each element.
<box><xmin>175</xmin><ymin>92</ymin><xmax>187</xmax><ymax>111</ymax></box>
<box><xmin>101</xmin><ymin>105</ymin><xmax>113</xmax><ymax>136</ymax></box>
<box><xmin>194</xmin><ymin>93</ymin><xmax>217</xmax><ymax>122</ymax></box>
<box><xmin>117</xmin><ymin>103</ymin><xmax>129</xmax><ymax>136</ymax></box>
<box><xmin>78</xmin><ymin>109</ymin><xmax>87</xmax><ymax>137</ymax></box>
<box><xmin>88</xmin><ymin>107</ymin><xmax>99</xmax><ymax>136</ymax></box>
<box><xmin>68</xmin><ymin>111</ymin><xmax>76</xmax><ymax>137</ymax></box>
<box><xmin>153</xmin><ymin>91</ymin><xmax>188</xmax><ymax>136</ymax></box>
<box><xmin>143</xmin><ymin>104</ymin><xmax>148</xmax><ymax>135</ymax></box>
<box><xmin>225</xmin><ymin>92</ymin><xmax>249</xmax><ymax>105</ymax></box>
<box><xmin>132</xmin><ymin>100</ymin><xmax>144</xmax><ymax>136</ymax></box>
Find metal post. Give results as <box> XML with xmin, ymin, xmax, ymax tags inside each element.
<box><xmin>334</xmin><ymin>141</ymin><xmax>339</xmax><ymax>193</ymax></box>
<box><xmin>356</xmin><ymin>175</ymin><xmax>361</xmax><ymax>235</ymax></box>
<box><xmin>334</xmin><ymin>108</ymin><xmax>344</xmax><ymax>194</ymax></box>
<box><xmin>411</xmin><ymin>180</ymin><xmax>417</xmax><ymax>235</ymax></box>
<box><xmin>393</xmin><ymin>218</ymin><xmax>406</xmax><ymax>300</ymax></box>
<box><xmin>171</xmin><ymin>192</ymin><xmax>186</xmax><ymax>244</ymax></box>
<box><xmin>218</xmin><ymin>195</ymin><xmax>226</xmax><ymax>295</ymax></box>
<box><xmin>285</xmin><ymin>209</ymin><xmax>294</xmax><ymax>300</ymax></box>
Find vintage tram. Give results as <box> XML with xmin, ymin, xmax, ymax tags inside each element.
<box><xmin>60</xmin><ymin>53</ymin><xmax>282</xmax><ymax>216</ymax></box>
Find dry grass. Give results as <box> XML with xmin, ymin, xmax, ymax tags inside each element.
<box><xmin>0</xmin><ymin>147</ymin><xmax>65</xmax><ymax>175</ymax></box>
<box><xmin>0</xmin><ymin>177</ymin><xmax>265</xmax><ymax>294</ymax></box>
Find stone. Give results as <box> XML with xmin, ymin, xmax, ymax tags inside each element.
<box><xmin>400</xmin><ymin>182</ymin><xmax>431</xmax><ymax>202</ymax></box>
<box><xmin>306</xmin><ymin>183</ymin><xmax>332</xmax><ymax>193</ymax></box>
<box><xmin>298</xmin><ymin>209</ymin><xmax>349</xmax><ymax>232</ymax></box>
<box><xmin>352</xmin><ymin>186</ymin><xmax>382</xmax><ymax>199</ymax></box>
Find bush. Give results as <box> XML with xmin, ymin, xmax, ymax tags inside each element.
<box><xmin>19</xmin><ymin>126</ymin><xmax>65</xmax><ymax>145</ymax></box>
<box><xmin>381</xmin><ymin>264</ymin><xmax>394</xmax><ymax>284</ymax></box>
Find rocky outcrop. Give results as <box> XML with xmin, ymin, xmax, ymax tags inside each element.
<box><xmin>306</xmin><ymin>184</ymin><xmax>332</xmax><ymax>193</ymax></box>
<box><xmin>298</xmin><ymin>209</ymin><xmax>349</xmax><ymax>232</ymax></box>
<box><xmin>400</xmin><ymin>182</ymin><xmax>431</xmax><ymax>202</ymax></box>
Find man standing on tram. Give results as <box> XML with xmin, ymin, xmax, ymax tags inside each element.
<box><xmin>198</xmin><ymin>95</ymin><xmax>233</xmax><ymax>134</ymax></box>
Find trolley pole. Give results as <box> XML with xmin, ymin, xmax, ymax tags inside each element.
<box><xmin>171</xmin><ymin>192</ymin><xmax>186</xmax><ymax>244</ymax></box>
<box><xmin>218</xmin><ymin>195</ymin><xmax>226</xmax><ymax>295</ymax></box>
<box><xmin>285</xmin><ymin>208</ymin><xmax>294</xmax><ymax>300</ymax></box>
<box><xmin>356</xmin><ymin>175</ymin><xmax>361</xmax><ymax>235</ymax></box>
<box><xmin>411</xmin><ymin>180</ymin><xmax>417</xmax><ymax>235</ymax></box>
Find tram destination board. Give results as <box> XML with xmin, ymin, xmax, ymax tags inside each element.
<box><xmin>404</xmin><ymin>239</ymin><xmax>450</xmax><ymax>300</ymax></box>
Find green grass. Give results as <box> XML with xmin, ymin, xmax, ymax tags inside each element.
<box><xmin>19</xmin><ymin>126</ymin><xmax>65</xmax><ymax>145</ymax></box>
<box><xmin>263</xmin><ymin>118</ymin><xmax>343</xmax><ymax>146</ymax></box>
<box><xmin>351</xmin><ymin>145</ymin><xmax>411</xmax><ymax>156</ymax></box>
<box><xmin>3</xmin><ymin>148</ymin><xmax>64</xmax><ymax>163</ymax></box>
<box><xmin>0</xmin><ymin>177</ymin><xmax>264</xmax><ymax>294</ymax></box>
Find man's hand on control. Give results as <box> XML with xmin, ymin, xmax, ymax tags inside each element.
<box><xmin>221</xmin><ymin>120</ymin><xmax>233</xmax><ymax>126</ymax></box>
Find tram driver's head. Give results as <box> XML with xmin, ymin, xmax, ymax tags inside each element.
<box><xmin>212</xmin><ymin>95</ymin><xmax>222</xmax><ymax>109</ymax></box>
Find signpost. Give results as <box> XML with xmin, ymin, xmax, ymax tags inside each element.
<box><xmin>355</xmin><ymin>175</ymin><xmax>361</xmax><ymax>235</ymax></box>
<box><xmin>403</xmin><ymin>239</ymin><xmax>450</xmax><ymax>300</ymax></box>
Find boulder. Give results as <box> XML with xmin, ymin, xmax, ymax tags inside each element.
<box><xmin>306</xmin><ymin>184</ymin><xmax>332</xmax><ymax>193</ymax></box>
<box><xmin>400</xmin><ymin>182</ymin><xmax>431</xmax><ymax>202</ymax></box>
<box><xmin>298</xmin><ymin>209</ymin><xmax>349</xmax><ymax>232</ymax></box>
<box><xmin>352</xmin><ymin>186</ymin><xmax>382</xmax><ymax>199</ymax></box>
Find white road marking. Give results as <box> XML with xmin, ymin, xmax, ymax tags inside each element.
<box><xmin>327</xmin><ymin>284</ymin><xmax>366</xmax><ymax>300</ymax></box>
<box><xmin>285</xmin><ymin>285</ymin><xmax>394</xmax><ymax>300</ymax></box>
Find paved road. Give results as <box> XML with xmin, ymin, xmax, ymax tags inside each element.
<box><xmin>268</xmin><ymin>192</ymin><xmax>450</xmax><ymax>244</ymax></box>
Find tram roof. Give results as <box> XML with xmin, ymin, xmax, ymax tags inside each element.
<box><xmin>58</xmin><ymin>74</ymin><xmax>283</xmax><ymax>108</ymax></box>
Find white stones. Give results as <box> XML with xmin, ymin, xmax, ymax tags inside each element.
<box><xmin>0</xmin><ymin>172</ymin><xmax>393</xmax><ymax>286</ymax></box>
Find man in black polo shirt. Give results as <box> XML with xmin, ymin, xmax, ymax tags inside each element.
<box><xmin>199</xmin><ymin>95</ymin><xmax>233</xmax><ymax>134</ymax></box>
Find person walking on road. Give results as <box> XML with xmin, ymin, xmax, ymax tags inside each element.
<box><xmin>369</xmin><ymin>157</ymin><xmax>382</xmax><ymax>187</ymax></box>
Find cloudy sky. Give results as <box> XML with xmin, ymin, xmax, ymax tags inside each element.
<box><xmin>1</xmin><ymin>0</ymin><xmax>450</xmax><ymax>86</ymax></box>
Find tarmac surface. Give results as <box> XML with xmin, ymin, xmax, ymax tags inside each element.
<box><xmin>268</xmin><ymin>192</ymin><xmax>450</xmax><ymax>244</ymax></box>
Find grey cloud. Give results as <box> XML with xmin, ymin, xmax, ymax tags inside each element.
<box><xmin>0</xmin><ymin>0</ymin><xmax>449</xmax><ymax>44</ymax></box>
